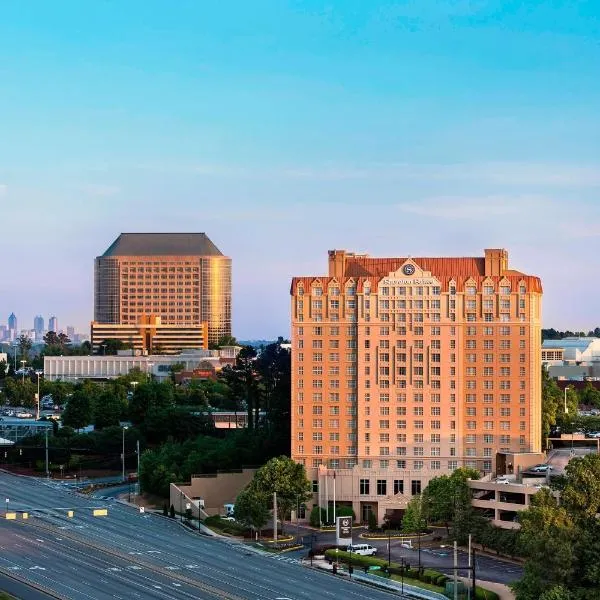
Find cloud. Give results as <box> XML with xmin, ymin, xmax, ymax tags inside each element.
<box><xmin>189</xmin><ymin>162</ymin><xmax>600</xmax><ymax>187</ymax></box>
<box><xmin>398</xmin><ymin>195</ymin><xmax>548</xmax><ymax>220</ymax></box>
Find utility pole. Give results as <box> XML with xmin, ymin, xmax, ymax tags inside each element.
<box><xmin>453</xmin><ymin>541</ymin><xmax>458</xmax><ymax>600</ymax></box>
<box><xmin>332</xmin><ymin>471</ymin><xmax>336</xmax><ymax>524</ymax></box>
<box><xmin>325</xmin><ymin>473</ymin><xmax>329</xmax><ymax>525</ymax></box>
<box><xmin>468</xmin><ymin>533</ymin><xmax>472</xmax><ymax>600</ymax></box>
<box><xmin>273</xmin><ymin>492</ymin><xmax>278</xmax><ymax>543</ymax></box>
<box><xmin>136</xmin><ymin>440</ymin><xmax>141</xmax><ymax>496</ymax></box>
<box><xmin>45</xmin><ymin>428</ymin><xmax>49</xmax><ymax>478</ymax></box>
<box><xmin>472</xmin><ymin>546</ymin><xmax>477</xmax><ymax>597</ymax></box>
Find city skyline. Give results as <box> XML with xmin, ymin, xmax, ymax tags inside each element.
<box><xmin>1</xmin><ymin>2</ymin><xmax>599</xmax><ymax>338</ymax></box>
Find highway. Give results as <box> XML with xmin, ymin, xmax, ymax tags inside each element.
<box><xmin>0</xmin><ymin>472</ymin><xmax>401</xmax><ymax>600</ymax></box>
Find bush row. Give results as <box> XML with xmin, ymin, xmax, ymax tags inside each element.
<box><xmin>324</xmin><ymin>550</ymin><xmax>449</xmax><ymax>587</ymax></box>
<box><xmin>323</xmin><ymin>549</ymin><xmax>500</xmax><ymax>600</ymax></box>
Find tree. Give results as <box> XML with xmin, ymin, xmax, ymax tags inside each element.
<box><xmin>17</xmin><ymin>335</ymin><xmax>32</xmax><ymax>361</ymax></box>
<box><xmin>246</xmin><ymin>456</ymin><xmax>311</xmax><ymax>531</ymax></box>
<box><xmin>97</xmin><ymin>339</ymin><xmax>130</xmax><ymax>355</ymax></box>
<box><xmin>209</xmin><ymin>335</ymin><xmax>238</xmax><ymax>350</ymax></box>
<box><xmin>402</xmin><ymin>496</ymin><xmax>425</xmax><ymax>533</ymax></box>
<box><xmin>0</xmin><ymin>360</ymin><xmax>8</xmax><ymax>379</ymax></box>
<box><xmin>61</xmin><ymin>385</ymin><xmax>94</xmax><ymax>429</ymax></box>
<box><xmin>93</xmin><ymin>388</ymin><xmax>126</xmax><ymax>429</ymax></box>
<box><xmin>514</xmin><ymin>455</ymin><xmax>600</xmax><ymax>599</ymax></box>
<box><xmin>421</xmin><ymin>467</ymin><xmax>479</xmax><ymax>536</ymax></box>
<box><xmin>220</xmin><ymin>346</ymin><xmax>263</xmax><ymax>430</ymax></box>
<box><xmin>256</xmin><ymin>340</ymin><xmax>291</xmax><ymax>449</ymax></box>
<box><xmin>542</xmin><ymin>368</ymin><xmax>561</xmax><ymax>449</ymax></box>
<box><xmin>234</xmin><ymin>487</ymin><xmax>269</xmax><ymax>533</ymax></box>
<box><xmin>579</xmin><ymin>382</ymin><xmax>600</xmax><ymax>408</ymax></box>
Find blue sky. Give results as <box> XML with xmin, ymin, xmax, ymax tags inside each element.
<box><xmin>1</xmin><ymin>1</ymin><xmax>599</xmax><ymax>338</ymax></box>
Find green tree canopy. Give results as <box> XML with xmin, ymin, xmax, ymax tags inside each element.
<box><xmin>234</xmin><ymin>487</ymin><xmax>270</xmax><ymax>531</ymax></box>
<box><xmin>245</xmin><ymin>456</ymin><xmax>311</xmax><ymax>527</ymax></box>
<box><xmin>514</xmin><ymin>454</ymin><xmax>600</xmax><ymax>599</ymax></box>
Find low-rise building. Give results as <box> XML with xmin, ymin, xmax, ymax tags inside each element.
<box><xmin>44</xmin><ymin>347</ymin><xmax>242</xmax><ymax>382</ymax></box>
<box><xmin>543</xmin><ymin>337</ymin><xmax>600</xmax><ymax>380</ymax></box>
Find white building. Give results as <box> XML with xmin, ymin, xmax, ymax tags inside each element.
<box><xmin>543</xmin><ymin>337</ymin><xmax>600</xmax><ymax>380</ymax></box>
<box><xmin>44</xmin><ymin>347</ymin><xmax>241</xmax><ymax>382</ymax></box>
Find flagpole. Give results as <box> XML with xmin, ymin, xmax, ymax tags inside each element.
<box><xmin>325</xmin><ymin>470</ymin><xmax>329</xmax><ymax>525</ymax></box>
<box><xmin>333</xmin><ymin>470</ymin><xmax>336</xmax><ymax>524</ymax></box>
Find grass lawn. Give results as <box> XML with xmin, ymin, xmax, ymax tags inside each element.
<box><xmin>385</xmin><ymin>573</ymin><xmax>446</xmax><ymax>593</ymax></box>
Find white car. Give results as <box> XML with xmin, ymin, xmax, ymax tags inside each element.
<box><xmin>346</xmin><ymin>544</ymin><xmax>377</xmax><ymax>556</ymax></box>
<box><xmin>529</xmin><ymin>464</ymin><xmax>553</xmax><ymax>473</ymax></box>
<box><xmin>496</xmin><ymin>477</ymin><xmax>511</xmax><ymax>485</ymax></box>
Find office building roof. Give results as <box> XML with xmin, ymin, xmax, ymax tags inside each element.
<box><xmin>101</xmin><ymin>233</ymin><xmax>224</xmax><ymax>257</ymax></box>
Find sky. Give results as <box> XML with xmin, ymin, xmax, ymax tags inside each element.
<box><xmin>1</xmin><ymin>1</ymin><xmax>599</xmax><ymax>339</ymax></box>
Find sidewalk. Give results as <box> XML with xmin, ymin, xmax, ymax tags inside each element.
<box><xmin>459</xmin><ymin>577</ymin><xmax>515</xmax><ymax>600</ymax></box>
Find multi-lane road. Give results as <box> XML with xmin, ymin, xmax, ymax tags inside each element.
<box><xmin>0</xmin><ymin>472</ymin><xmax>402</xmax><ymax>600</ymax></box>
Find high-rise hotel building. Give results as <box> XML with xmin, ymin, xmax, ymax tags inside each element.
<box><xmin>291</xmin><ymin>249</ymin><xmax>542</xmax><ymax>523</ymax></box>
<box><xmin>93</xmin><ymin>233</ymin><xmax>231</xmax><ymax>352</ymax></box>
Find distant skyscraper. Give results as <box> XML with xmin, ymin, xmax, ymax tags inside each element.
<box><xmin>34</xmin><ymin>315</ymin><xmax>45</xmax><ymax>334</ymax></box>
<box><xmin>66</xmin><ymin>326</ymin><xmax>75</xmax><ymax>339</ymax></box>
<box><xmin>8</xmin><ymin>313</ymin><xmax>17</xmax><ymax>333</ymax></box>
<box><xmin>48</xmin><ymin>316</ymin><xmax>58</xmax><ymax>332</ymax></box>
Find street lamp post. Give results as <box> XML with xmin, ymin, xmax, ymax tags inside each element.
<box><xmin>20</xmin><ymin>360</ymin><xmax>27</xmax><ymax>383</ymax></box>
<box><xmin>35</xmin><ymin>371</ymin><xmax>43</xmax><ymax>420</ymax></box>
<box><xmin>13</xmin><ymin>344</ymin><xmax>18</xmax><ymax>374</ymax></box>
<box><xmin>122</xmin><ymin>426</ymin><xmax>129</xmax><ymax>482</ymax></box>
<box><xmin>564</xmin><ymin>386</ymin><xmax>571</xmax><ymax>414</ymax></box>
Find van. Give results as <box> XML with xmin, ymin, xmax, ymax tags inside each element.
<box><xmin>346</xmin><ymin>544</ymin><xmax>377</xmax><ymax>556</ymax></box>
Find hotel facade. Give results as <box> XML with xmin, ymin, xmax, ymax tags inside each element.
<box><xmin>93</xmin><ymin>233</ymin><xmax>231</xmax><ymax>351</ymax></box>
<box><xmin>291</xmin><ymin>249</ymin><xmax>542</xmax><ymax>524</ymax></box>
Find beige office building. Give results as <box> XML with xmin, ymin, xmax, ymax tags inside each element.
<box><xmin>291</xmin><ymin>249</ymin><xmax>542</xmax><ymax>524</ymax></box>
<box><xmin>93</xmin><ymin>233</ymin><xmax>231</xmax><ymax>349</ymax></box>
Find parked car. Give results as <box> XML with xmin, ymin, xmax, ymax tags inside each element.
<box><xmin>495</xmin><ymin>477</ymin><xmax>511</xmax><ymax>484</ymax></box>
<box><xmin>529</xmin><ymin>464</ymin><xmax>553</xmax><ymax>473</ymax></box>
<box><xmin>346</xmin><ymin>544</ymin><xmax>377</xmax><ymax>556</ymax></box>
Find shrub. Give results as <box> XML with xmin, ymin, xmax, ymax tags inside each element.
<box><xmin>368</xmin><ymin>510</ymin><xmax>378</xmax><ymax>531</ymax></box>
<box><xmin>335</xmin><ymin>505</ymin><xmax>356</xmax><ymax>520</ymax></box>
<box><xmin>169</xmin><ymin>504</ymin><xmax>175</xmax><ymax>518</ymax></box>
<box><xmin>474</xmin><ymin>587</ymin><xmax>500</xmax><ymax>600</ymax></box>
<box><xmin>309</xmin><ymin>505</ymin><xmax>327</xmax><ymax>527</ymax></box>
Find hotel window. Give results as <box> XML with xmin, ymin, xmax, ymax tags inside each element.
<box><xmin>414</xmin><ymin>420</ymin><xmax>424</xmax><ymax>430</ymax></box>
<box><xmin>484</xmin><ymin>340</ymin><xmax>494</xmax><ymax>350</ymax></box>
<box><xmin>360</xmin><ymin>479</ymin><xmax>370</xmax><ymax>495</ymax></box>
<box><xmin>484</xmin><ymin>285</ymin><xmax>494</xmax><ymax>295</ymax></box>
<box><xmin>411</xmin><ymin>480</ymin><xmax>422</xmax><ymax>495</ymax></box>
<box><xmin>413</xmin><ymin>460</ymin><xmax>424</xmax><ymax>470</ymax></box>
<box><xmin>431</xmin><ymin>326</ymin><xmax>441</xmax><ymax>335</ymax></box>
<box><xmin>466</xmin><ymin>286</ymin><xmax>477</xmax><ymax>295</ymax></box>
<box><xmin>313</xmin><ymin>446</ymin><xmax>323</xmax><ymax>454</ymax></box>
<box><xmin>500</xmin><ymin>285</ymin><xmax>511</xmax><ymax>295</ymax></box>
<box><xmin>466</xmin><ymin>340</ymin><xmax>476</xmax><ymax>349</ymax></box>
<box><xmin>467</xmin><ymin>421</ymin><xmax>476</xmax><ymax>430</ymax></box>
<box><xmin>377</xmin><ymin>480</ymin><xmax>388</xmax><ymax>495</ymax></box>
<box><xmin>397</xmin><ymin>420</ymin><xmax>406</xmax><ymax>429</ymax></box>
<box><xmin>467</xmin><ymin>407</ymin><xmax>477</xmax><ymax>416</ymax></box>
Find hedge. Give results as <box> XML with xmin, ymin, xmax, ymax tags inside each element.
<box><xmin>324</xmin><ymin>550</ymin><xmax>449</xmax><ymax>587</ymax></box>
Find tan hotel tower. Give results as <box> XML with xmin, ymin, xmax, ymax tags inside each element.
<box><xmin>93</xmin><ymin>233</ymin><xmax>231</xmax><ymax>353</ymax></box>
<box><xmin>291</xmin><ymin>249</ymin><xmax>542</xmax><ymax>524</ymax></box>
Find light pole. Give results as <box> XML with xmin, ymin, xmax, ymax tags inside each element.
<box><xmin>20</xmin><ymin>360</ymin><xmax>27</xmax><ymax>383</ymax></box>
<box><xmin>35</xmin><ymin>371</ymin><xmax>43</xmax><ymax>420</ymax></box>
<box><xmin>13</xmin><ymin>344</ymin><xmax>18</xmax><ymax>374</ymax></box>
<box><xmin>122</xmin><ymin>426</ymin><xmax>129</xmax><ymax>482</ymax></box>
<box><xmin>564</xmin><ymin>386</ymin><xmax>571</xmax><ymax>414</ymax></box>
<box><xmin>136</xmin><ymin>439</ymin><xmax>141</xmax><ymax>496</ymax></box>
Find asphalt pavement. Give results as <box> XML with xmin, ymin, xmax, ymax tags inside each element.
<box><xmin>293</xmin><ymin>524</ymin><xmax>523</xmax><ymax>585</ymax></box>
<box><xmin>0</xmin><ymin>472</ymin><xmax>406</xmax><ymax>600</ymax></box>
